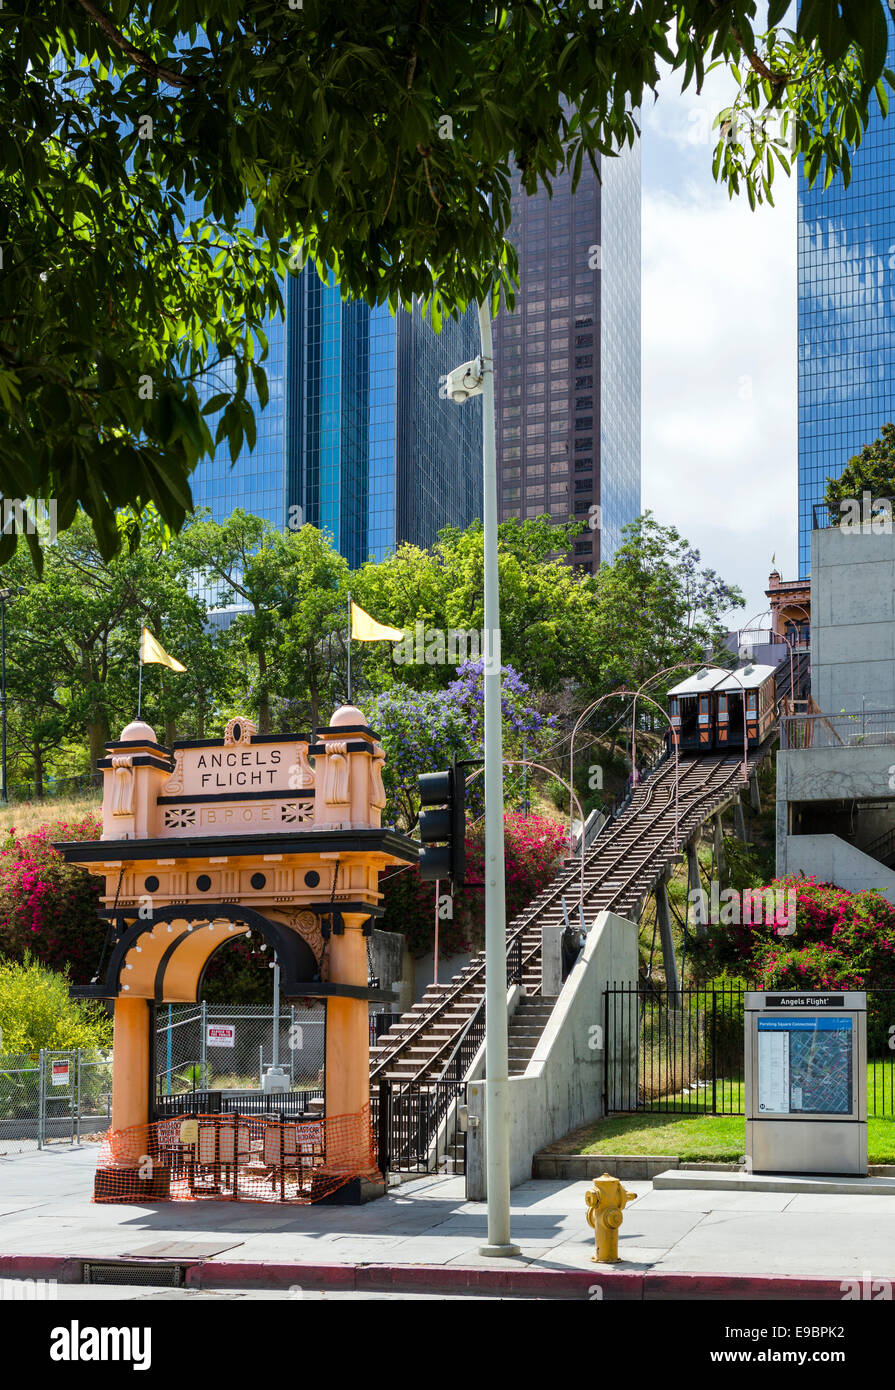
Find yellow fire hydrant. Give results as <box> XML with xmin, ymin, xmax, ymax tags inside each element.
<box><xmin>584</xmin><ymin>1172</ymin><xmax>637</xmax><ymax>1263</ymax></box>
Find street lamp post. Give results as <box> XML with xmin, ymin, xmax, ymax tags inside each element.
<box><xmin>0</xmin><ymin>586</ymin><xmax>23</xmax><ymax>806</ymax></box>
<box><xmin>446</xmin><ymin>303</ymin><xmax>518</xmax><ymax>1257</ymax></box>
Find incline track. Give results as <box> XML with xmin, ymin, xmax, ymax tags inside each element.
<box><xmin>371</xmin><ymin>746</ymin><xmax>770</xmax><ymax>1086</ymax></box>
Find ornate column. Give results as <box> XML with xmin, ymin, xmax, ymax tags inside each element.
<box><xmin>99</xmin><ymin>718</ymin><xmax>172</xmax><ymax>841</ymax></box>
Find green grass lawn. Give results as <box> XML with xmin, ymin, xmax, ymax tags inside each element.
<box><xmin>564</xmin><ymin>1112</ymin><xmax>895</xmax><ymax>1164</ymax></box>
<box><xmin>552</xmin><ymin>1065</ymin><xmax>895</xmax><ymax>1163</ymax></box>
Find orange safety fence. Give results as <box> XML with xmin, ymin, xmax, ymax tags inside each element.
<box><xmin>92</xmin><ymin>1107</ymin><xmax>378</xmax><ymax>1205</ymax></box>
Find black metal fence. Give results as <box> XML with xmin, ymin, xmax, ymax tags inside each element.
<box><xmin>604</xmin><ymin>985</ymin><xmax>895</xmax><ymax>1118</ymax></box>
<box><xmin>373</xmin><ymin>1079</ymin><xmax>466</xmax><ymax>1176</ymax></box>
<box><xmin>154</xmin><ymin>1090</ymin><xmax>324</xmax><ymax>1121</ymax></box>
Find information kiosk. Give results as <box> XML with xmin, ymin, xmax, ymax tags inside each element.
<box><xmin>745</xmin><ymin>992</ymin><xmax>867</xmax><ymax>1176</ymax></box>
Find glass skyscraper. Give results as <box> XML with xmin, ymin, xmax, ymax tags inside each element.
<box><xmin>284</xmin><ymin>278</ymin><xmax>483</xmax><ymax>567</ymax></box>
<box><xmin>191</xmin><ymin>263</ymin><xmax>483</xmax><ymax>568</ymax></box>
<box><xmin>797</xmin><ymin>24</ymin><xmax>895</xmax><ymax>576</ymax></box>
<box><xmin>493</xmin><ymin>139</ymin><xmax>641</xmax><ymax>571</ymax></box>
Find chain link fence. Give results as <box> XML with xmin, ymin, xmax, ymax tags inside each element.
<box><xmin>155</xmin><ymin>1003</ymin><xmax>326</xmax><ymax>1096</ymax></box>
<box><xmin>0</xmin><ymin>1048</ymin><xmax>112</xmax><ymax>1153</ymax></box>
<box><xmin>1</xmin><ymin>1003</ymin><xmax>382</xmax><ymax>1151</ymax></box>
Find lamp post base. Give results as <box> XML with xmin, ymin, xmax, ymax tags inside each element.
<box><xmin>477</xmin><ymin>1243</ymin><xmax>522</xmax><ymax>1258</ymax></box>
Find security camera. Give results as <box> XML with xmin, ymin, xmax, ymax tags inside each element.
<box><xmin>445</xmin><ymin>356</ymin><xmax>486</xmax><ymax>403</ymax></box>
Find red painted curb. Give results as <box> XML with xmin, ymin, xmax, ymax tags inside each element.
<box><xmin>0</xmin><ymin>1253</ymin><xmax>862</xmax><ymax>1300</ymax></box>
<box><xmin>184</xmin><ymin>1261</ymin><xmax>357</xmax><ymax>1291</ymax></box>
<box><xmin>643</xmin><ymin>1272</ymin><xmax>853</xmax><ymax>1301</ymax></box>
<box><xmin>0</xmin><ymin>1255</ymin><xmax>83</xmax><ymax>1282</ymax></box>
<box><xmin>353</xmin><ymin>1264</ymin><xmax>643</xmax><ymax>1299</ymax></box>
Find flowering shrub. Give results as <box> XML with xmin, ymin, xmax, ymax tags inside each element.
<box><xmin>751</xmin><ymin>878</ymin><xmax>895</xmax><ymax>992</ymax></box>
<box><xmin>379</xmin><ymin>811</ymin><xmax>568</xmax><ymax>957</ymax></box>
<box><xmin>369</xmin><ymin>659</ymin><xmax>555</xmax><ymax>829</ymax></box>
<box><xmin>695</xmin><ymin>875</ymin><xmax>895</xmax><ymax>993</ymax></box>
<box><xmin>0</xmin><ymin>812</ymin><xmax>105</xmax><ymax>985</ymax></box>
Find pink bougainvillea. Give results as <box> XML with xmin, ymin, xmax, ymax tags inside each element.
<box><xmin>0</xmin><ymin>813</ymin><xmax>105</xmax><ymax>983</ymax></box>
<box><xmin>696</xmin><ymin>873</ymin><xmax>895</xmax><ymax>993</ymax></box>
<box><xmin>378</xmin><ymin>812</ymin><xmax>568</xmax><ymax>957</ymax></box>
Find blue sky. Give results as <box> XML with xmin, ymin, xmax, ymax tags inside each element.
<box><xmin>640</xmin><ymin>57</ymin><xmax>797</xmax><ymax>631</ymax></box>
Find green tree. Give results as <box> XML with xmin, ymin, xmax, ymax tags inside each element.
<box><xmin>3</xmin><ymin>511</ymin><xmax>215</xmax><ymax>762</ymax></box>
<box><xmin>351</xmin><ymin>516</ymin><xmax>598</xmax><ymax>695</ymax></box>
<box><xmin>590</xmin><ymin>513</ymin><xmax>744</xmax><ymax>702</ymax></box>
<box><xmin>823</xmin><ymin>421</ymin><xmax>895</xmax><ymax>521</ymax></box>
<box><xmin>1</xmin><ymin>0</ymin><xmax>891</xmax><ymax>558</ymax></box>
<box><xmin>0</xmin><ymin>957</ymin><xmax>112</xmax><ymax>1055</ymax></box>
<box><xmin>5</xmin><ymin>642</ymin><xmax>72</xmax><ymax>797</ymax></box>
<box><xmin>180</xmin><ymin>513</ymin><xmax>349</xmax><ymax>733</ymax></box>
<box><xmin>272</xmin><ymin>526</ymin><xmax>350</xmax><ymax>731</ymax></box>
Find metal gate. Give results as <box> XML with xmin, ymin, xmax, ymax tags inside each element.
<box><xmin>604</xmin><ymin>985</ymin><xmax>895</xmax><ymax>1118</ymax></box>
<box><xmin>373</xmin><ymin>1079</ymin><xmax>466</xmax><ymax>1176</ymax></box>
<box><xmin>0</xmin><ymin>1048</ymin><xmax>112</xmax><ymax>1151</ymax></box>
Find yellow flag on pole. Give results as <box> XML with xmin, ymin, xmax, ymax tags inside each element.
<box><xmin>350</xmin><ymin>600</ymin><xmax>403</xmax><ymax>643</ymax></box>
<box><xmin>140</xmin><ymin>627</ymin><xmax>186</xmax><ymax>672</ymax></box>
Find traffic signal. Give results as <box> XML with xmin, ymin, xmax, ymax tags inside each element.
<box><xmin>417</xmin><ymin>758</ymin><xmax>466</xmax><ymax>886</ymax></box>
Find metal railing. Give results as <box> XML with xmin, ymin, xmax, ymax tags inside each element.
<box><xmin>604</xmin><ymin>985</ymin><xmax>895</xmax><ymax>1117</ymax></box>
<box><xmin>3</xmin><ymin>771</ymin><xmax>103</xmax><ymax>805</ymax></box>
<box><xmin>373</xmin><ymin>1078</ymin><xmax>466</xmax><ymax>1175</ymax></box>
<box><xmin>781</xmin><ymin>707</ymin><xmax>895</xmax><ymax>750</ymax></box>
<box><xmin>154</xmin><ymin>1089</ymin><xmax>324</xmax><ymax>1121</ymax></box>
<box><xmin>860</xmin><ymin>824</ymin><xmax>895</xmax><ymax>869</ymax></box>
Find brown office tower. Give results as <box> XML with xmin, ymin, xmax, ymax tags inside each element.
<box><xmin>493</xmin><ymin>142</ymin><xmax>641</xmax><ymax>573</ymax></box>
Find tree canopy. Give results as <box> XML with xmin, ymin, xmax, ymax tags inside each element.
<box><xmin>0</xmin><ymin>508</ymin><xmax>743</xmax><ymax>802</ymax></box>
<box><xmin>2</xmin><ymin>0</ymin><xmax>893</xmax><ymax>560</ymax></box>
<box><xmin>823</xmin><ymin>421</ymin><xmax>895</xmax><ymax>521</ymax></box>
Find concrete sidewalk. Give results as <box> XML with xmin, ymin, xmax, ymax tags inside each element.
<box><xmin>1</xmin><ymin>1146</ymin><xmax>894</xmax><ymax>1298</ymax></box>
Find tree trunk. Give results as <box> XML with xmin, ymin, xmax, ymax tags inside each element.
<box><xmin>310</xmin><ymin>674</ymin><xmax>319</xmax><ymax>733</ymax></box>
<box><xmin>164</xmin><ymin>717</ymin><xmax>177</xmax><ymax>747</ymax></box>
<box><xmin>88</xmin><ymin>715</ymin><xmax>110</xmax><ymax>773</ymax></box>
<box><xmin>33</xmin><ymin>746</ymin><xmax>44</xmax><ymax>799</ymax></box>
<box><xmin>196</xmin><ymin>702</ymin><xmax>205</xmax><ymax>740</ymax></box>
<box><xmin>257</xmin><ymin>645</ymin><xmax>270</xmax><ymax>733</ymax></box>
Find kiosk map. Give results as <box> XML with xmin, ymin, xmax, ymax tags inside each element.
<box><xmin>757</xmin><ymin>1017</ymin><xmax>853</xmax><ymax>1115</ymax></box>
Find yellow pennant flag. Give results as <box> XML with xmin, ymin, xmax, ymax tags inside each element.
<box><xmin>350</xmin><ymin>600</ymin><xmax>404</xmax><ymax>643</ymax></box>
<box><xmin>141</xmin><ymin>627</ymin><xmax>186</xmax><ymax>672</ymax></box>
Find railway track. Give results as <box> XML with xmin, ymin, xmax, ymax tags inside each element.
<box><xmin>370</xmin><ymin>745</ymin><xmax>770</xmax><ymax>1087</ymax></box>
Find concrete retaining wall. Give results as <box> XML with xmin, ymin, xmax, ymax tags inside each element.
<box><xmin>465</xmin><ymin>909</ymin><xmax>638</xmax><ymax>1199</ymax></box>
<box><xmin>782</xmin><ymin>833</ymin><xmax>895</xmax><ymax>901</ymax></box>
<box><xmin>811</xmin><ymin>526</ymin><xmax>895</xmax><ymax>714</ymax></box>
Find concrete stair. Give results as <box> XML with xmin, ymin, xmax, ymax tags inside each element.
<box><xmin>506</xmin><ymin>996</ymin><xmax>559</xmax><ymax>1076</ymax></box>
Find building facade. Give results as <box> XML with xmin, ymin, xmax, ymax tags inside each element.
<box><xmin>492</xmin><ymin>140</ymin><xmax>641</xmax><ymax>572</ymax></box>
<box><xmin>797</xmin><ymin>24</ymin><xmax>895</xmax><ymax>577</ymax></box>
<box><xmin>776</xmin><ymin>526</ymin><xmax>895</xmax><ymax>904</ymax></box>
<box><xmin>192</xmin><ymin>269</ymin><xmax>483</xmax><ymax>568</ymax></box>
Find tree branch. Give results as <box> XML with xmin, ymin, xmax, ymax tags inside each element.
<box><xmin>74</xmin><ymin>0</ymin><xmax>200</xmax><ymax>89</ymax></box>
<box><xmin>708</xmin><ymin>0</ymin><xmax>790</xmax><ymax>89</ymax></box>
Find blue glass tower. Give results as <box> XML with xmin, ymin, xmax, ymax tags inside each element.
<box><xmin>191</xmin><ymin>261</ymin><xmax>483</xmax><ymax>567</ymax></box>
<box><xmin>797</xmin><ymin>25</ymin><xmax>895</xmax><ymax>576</ymax></box>
<box><xmin>285</xmin><ymin>278</ymin><xmax>483</xmax><ymax>566</ymax></box>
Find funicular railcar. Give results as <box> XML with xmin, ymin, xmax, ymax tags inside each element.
<box><xmin>667</xmin><ymin>664</ymin><xmax>777</xmax><ymax>754</ymax></box>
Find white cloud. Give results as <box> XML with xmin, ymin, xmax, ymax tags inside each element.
<box><xmin>642</xmin><ymin>86</ymin><xmax>797</xmax><ymax>628</ymax></box>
